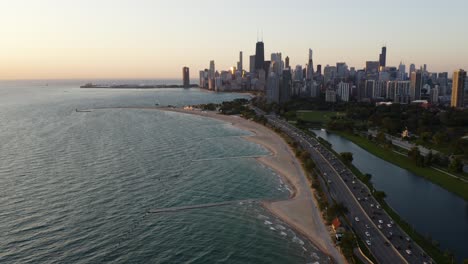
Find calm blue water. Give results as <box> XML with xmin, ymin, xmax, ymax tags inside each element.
<box><xmin>0</xmin><ymin>82</ymin><xmax>327</xmax><ymax>263</ymax></box>
<box><xmin>313</xmin><ymin>129</ymin><xmax>468</xmax><ymax>262</ymax></box>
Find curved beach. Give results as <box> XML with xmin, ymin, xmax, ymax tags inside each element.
<box><xmin>157</xmin><ymin>108</ymin><xmax>347</xmax><ymax>264</ymax></box>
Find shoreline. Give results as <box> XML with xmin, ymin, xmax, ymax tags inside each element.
<box><xmin>153</xmin><ymin>108</ymin><xmax>347</xmax><ymax>264</ymax></box>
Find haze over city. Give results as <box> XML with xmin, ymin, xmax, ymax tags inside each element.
<box><xmin>1</xmin><ymin>0</ymin><xmax>467</xmax><ymax>80</ymax></box>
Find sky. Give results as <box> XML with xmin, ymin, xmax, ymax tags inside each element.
<box><xmin>0</xmin><ymin>0</ymin><xmax>467</xmax><ymax>80</ymax></box>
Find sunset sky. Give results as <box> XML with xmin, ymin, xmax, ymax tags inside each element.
<box><xmin>1</xmin><ymin>0</ymin><xmax>467</xmax><ymax>80</ymax></box>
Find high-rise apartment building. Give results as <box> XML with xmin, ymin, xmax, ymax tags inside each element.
<box><xmin>451</xmin><ymin>69</ymin><xmax>466</xmax><ymax>108</ymax></box>
<box><xmin>410</xmin><ymin>71</ymin><xmax>423</xmax><ymax>101</ymax></box>
<box><xmin>237</xmin><ymin>51</ymin><xmax>243</xmax><ymax>72</ymax></box>
<box><xmin>182</xmin><ymin>67</ymin><xmax>190</xmax><ymax>88</ymax></box>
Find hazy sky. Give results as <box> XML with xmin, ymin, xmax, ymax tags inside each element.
<box><xmin>1</xmin><ymin>0</ymin><xmax>467</xmax><ymax>80</ymax></box>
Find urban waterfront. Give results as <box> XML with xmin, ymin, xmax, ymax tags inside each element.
<box><xmin>313</xmin><ymin>129</ymin><xmax>468</xmax><ymax>262</ymax></box>
<box><xmin>0</xmin><ymin>83</ymin><xmax>326</xmax><ymax>263</ymax></box>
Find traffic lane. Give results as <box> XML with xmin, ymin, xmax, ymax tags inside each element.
<box><xmin>310</xmin><ymin>138</ymin><xmax>429</xmax><ymax>263</ymax></box>
<box><xmin>271</xmin><ymin>121</ymin><xmax>408</xmax><ymax>264</ymax></box>
<box><xmin>279</xmin><ymin>129</ymin><xmax>404</xmax><ymax>263</ymax></box>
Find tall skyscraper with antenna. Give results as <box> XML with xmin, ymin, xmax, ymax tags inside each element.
<box><xmin>255</xmin><ymin>40</ymin><xmax>265</xmax><ymax>71</ymax></box>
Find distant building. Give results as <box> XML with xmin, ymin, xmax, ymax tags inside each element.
<box><xmin>237</xmin><ymin>51</ymin><xmax>243</xmax><ymax>72</ymax></box>
<box><xmin>182</xmin><ymin>67</ymin><xmax>190</xmax><ymax>88</ymax></box>
<box><xmin>266</xmin><ymin>72</ymin><xmax>280</xmax><ymax>103</ymax></box>
<box><xmin>294</xmin><ymin>65</ymin><xmax>303</xmax><ymax>81</ymax></box>
<box><xmin>337</xmin><ymin>82</ymin><xmax>350</xmax><ymax>102</ymax></box>
<box><xmin>430</xmin><ymin>85</ymin><xmax>439</xmax><ymax>104</ymax></box>
<box><xmin>410</xmin><ymin>71</ymin><xmax>423</xmax><ymax>101</ymax></box>
<box><xmin>280</xmin><ymin>69</ymin><xmax>292</xmax><ymax>103</ymax></box>
<box><xmin>285</xmin><ymin>56</ymin><xmax>290</xmax><ymax>69</ymax></box>
<box><xmin>209</xmin><ymin>60</ymin><xmax>215</xmax><ymax>79</ymax></box>
<box><xmin>307</xmin><ymin>49</ymin><xmax>314</xmax><ymax>80</ymax></box>
<box><xmin>325</xmin><ymin>89</ymin><xmax>337</xmax><ymax>103</ymax></box>
<box><xmin>324</xmin><ymin>65</ymin><xmax>336</xmax><ymax>83</ymax></box>
<box><xmin>249</xmin><ymin>55</ymin><xmax>256</xmax><ymax>73</ymax></box>
<box><xmin>255</xmin><ymin>41</ymin><xmax>265</xmax><ymax>71</ymax></box>
<box><xmin>366</xmin><ymin>61</ymin><xmax>380</xmax><ymax>80</ymax></box>
<box><xmin>336</xmin><ymin>62</ymin><xmax>348</xmax><ymax>79</ymax></box>
<box><xmin>379</xmin><ymin>46</ymin><xmax>387</xmax><ymax>68</ymax></box>
<box><xmin>451</xmin><ymin>69</ymin><xmax>466</xmax><ymax>108</ymax></box>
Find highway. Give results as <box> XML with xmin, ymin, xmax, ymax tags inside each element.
<box><xmin>254</xmin><ymin>108</ymin><xmax>433</xmax><ymax>264</ymax></box>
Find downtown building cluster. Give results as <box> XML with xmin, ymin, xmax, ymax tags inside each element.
<box><xmin>197</xmin><ymin>41</ymin><xmax>467</xmax><ymax>108</ymax></box>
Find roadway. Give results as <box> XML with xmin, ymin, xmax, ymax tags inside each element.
<box><xmin>254</xmin><ymin>107</ymin><xmax>432</xmax><ymax>264</ymax></box>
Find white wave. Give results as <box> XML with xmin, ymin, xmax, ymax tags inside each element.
<box><xmin>280</xmin><ymin>231</ymin><xmax>287</xmax><ymax>236</ymax></box>
<box><xmin>264</xmin><ymin>220</ymin><xmax>273</xmax><ymax>225</ymax></box>
<box><xmin>276</xmin><ymin>225</ymin><xmax>286</xmax><ymax>230</ymax></box>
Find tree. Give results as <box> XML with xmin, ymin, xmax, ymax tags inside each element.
<box><xmin>432</xmin><ymin>131</ymin><xmax>446</xmax><ymax>146</ymax></box>
<box><xmin>376</xmin><ymin>131</ymin><xmax>387</xmax><ymax>143</ymax></box>
<box><xmin>340</xmin><ymin>152</ymin><xmax>354</xmax><ymax>164</ymax></box>
<box><xmin>408</xmin><ymin>147</ymin><xmax>424</xmax><ymax>167</ymax></box>
<box><xmin>449</xmin><ymin>158</ymin><xmax>463</xmax><ymax>173</ymax></box>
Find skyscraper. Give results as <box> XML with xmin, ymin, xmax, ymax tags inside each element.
<box><xmin>307</xmin><ymin>49</ymin><xmax>314</xmax><ymax>79</ymax></box>
<box><xmin>255</xmin><ymin>41</ymin><xmax>265</xmax><ymax>71</ymax></box>
<box><xmin>285</xmin><ymin>56</ymin><xmax>290</xmax><ymax>69</ymax></box>
<box><xmin>410</xmin><ymin>71</ymin><xmax>423</xmax><ymax>101</ymax></box>
<box><xmin>398</xmin><ymin>62</ymin><xmax>406</xmax><ymax>80</ymax></box>
<box><xmin>451</xmin><ymin>69</ymin><xmax>466</xmax><ymax>108</ymax></box>
<box><xmin>182</xmin><ymin>67</ymin><xmax>190</xmax><ymax>88</ymax></box>
<box><xmin>409</xmin><ymin>64</ymin><xmax>416</xmax><ymax>76</ymax></box>
<box><xmin>379</xmin><ymin>46</ymin><xmax>387</xmax><ymax>68</ymax></box>
<box><xmin>249</xmin><ymin>55</ymin><xmax>256</xmax><ymax>73</ymax></box>
<box><xmin>209</xmin><ymin>60</ymin><xmax>215</xmax><ymax>79</ymax></box>
<box><xmin>237</xmin><ymin>51</ymin><xmax>243</xmax><ymax>72</ymax></box>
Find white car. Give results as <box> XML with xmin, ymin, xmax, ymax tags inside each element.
<box><xmin>378</xmin><ymin>220</ymin><xmax>384</xmax><ymax>224</ymax></box>
<box><xmin>378</xmin><ymin>225</ymin><xmax>382</xmax><ymax>229</ymax></box>
<box><xmin>366</xmin><ymin>240</ymin><xmax>371</xmax><ymax>246</ymax></box>
<box><xmin>387</xmin><ymin>224</ymin><xmax>392</xmax><ymax>228</ymax></box>
<box><xmin>355</xmin><ymin>217</ymin><xmax>360</xmax><ymax>222</ymax></box>
<box><xmin>370</xmin><ymin>204</ymin><xmax>375</xmax><ymax>208</ymax></box>
<box><xmin>376</xmin><ymin>205</ymin><xmax>381</xmax><ymax>209</ymax></box>
<box><xmin>365</xmin><ymin>231</ymin><xmax>370</xmax><ymax>237</ymax></box>
<box><xmin>406</xmin><ymin>249</ymin><xmax>412</xmax><ymax>255</ymax></box>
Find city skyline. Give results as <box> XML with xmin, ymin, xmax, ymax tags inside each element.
<box><xmin>1</xmin><ymin>0</ymin><xmax>468</xmax><ymax>80</ymax></box>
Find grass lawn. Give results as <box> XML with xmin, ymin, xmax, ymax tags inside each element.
<box><xmin>296</xmin><ymin>110</ymin><xmax>342</xmax><ymax>124</ymax></box>
<box><xmin>334</xmin><ymin>131</ymin><xmax>468</xmax><ymax>201</ymax></box>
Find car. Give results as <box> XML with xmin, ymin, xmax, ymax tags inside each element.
<box><xmin>366</xmin><ymin>240</ymin><xmax>371</xmax><ymax>246</ymax></box>
<box><xmin>378</xmin><ymin>225</ymin><xmax>382</xmax><ymax>229</ymax></box>
<box><xmin>387</xmin><ymin>224</ymin><xmax>392</xmax><ymax>228</ymax></box>
<box><xmin>390</xmin><ymin>220</ymin><xmax>394</xmax><ymax>225</ymax></box>
<box><xmin>357</xmin><ymin>197</ymin><xmax>361</xmax><ymax>201</ymax></box>
<box><xmin>352</xmin><ymin>181</ymin><xmax>356</xmax><ymax>184</ymax></box>
<box><xmin>406</xmin><ymin>237</ymin><xmax>411</xmax><ymax>242</ymax></box>
<box><xmin>370</xmin><ymin>204</ymin><xmax>375</xmax><ymax>208</ymax></box>
<box><xmin>378</xmin><ymin>220</ymin><xmax>384</xmax><ymax>224</ymax></box>
<box><xmin>327</xmin><ymin>180</ymin><xmax>332</xmax><ymax>183</ymax></box>
<box><xmin>376</xmin><ymin>205</ymin><xmax>381</xmax><ymax>209</ymax></box>
<box><xmin>355</xmin><ymin>217</ymin><xmax>360</xmax><ymax>222</ymax></box>
<box><xmin>365</xmin><ymin>231</ymin><xmax>370</xmax><ymax>237</ymax></box>
<box><xmin>365</xmin><ymin>224</ymin><xmax>370</xmax><ymax>229</ymax></box>
<box><xmin>406</xmin><ymin>249</ymin><xmax>412</xmax><ymax>255</ymax></box>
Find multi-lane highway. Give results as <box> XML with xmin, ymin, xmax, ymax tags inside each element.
<box><xmin>254</xmin><ymin>108</ymin><xmax>432</xmax><ymax>264</ymax></box>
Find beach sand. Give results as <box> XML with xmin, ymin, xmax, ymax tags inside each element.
<box><xmin>158</xmin><ymin>108</ymin><xmax>347</xmax><ymax>264</ymax></box>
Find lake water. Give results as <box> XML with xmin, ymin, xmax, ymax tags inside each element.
<box><xmin>0</xmin><ymin>81</ymin><xmax>327</xmax><ymax>264</ymax></box>
<box><xmin>313</xmin><ymin>129</ymin><xmax>468</xmax><ymax>262</ymax></box>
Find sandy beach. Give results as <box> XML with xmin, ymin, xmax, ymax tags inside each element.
<box><xmin>157</xmin><ymin>108</ymin><xmax>347</xmax><ymax>264</ymax></box>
